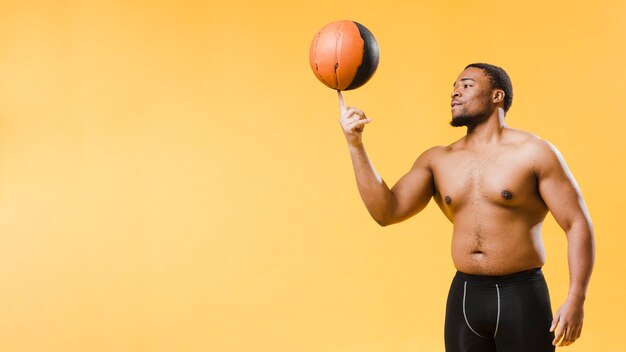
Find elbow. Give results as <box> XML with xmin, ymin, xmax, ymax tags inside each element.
<box><xmin>373</xmin><ymin>213</ymin><xmax>397</xmax><ymax>227</ymax></box>
<box><xmin>563</xmin><ymin>214</ymin><xmax>593</xmax><ymax>234</ymax></box>
<box><xmin>370</xmin><ymin>211</ymin><xmax>390</xmax><ymax>226</ymax></box>
<box><xmin>375</xmin><ymin>218</ymin><xmax>390</xmax><ymax>227</ymax></box>
<box><xmin>565</xmin><ymin>217</ymin><xmax>595</xmax><ymax>247</ymax></box>
<box><xmin>575</xmin><ymin>217</ymin><xmax>595</xmax><ymax>236</ymax></box>
<box><xmin>370</xmin><ymin>200</ymin><xmax>401</xmax><ymax>227</ymax></box>
<box><xmin>371</xmin><ymin>206</ymin><xmax>405</xmax><ymax>227</ymax></box>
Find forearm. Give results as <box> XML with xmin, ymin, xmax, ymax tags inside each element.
<box><xmin>565</xmin><ymin>220</ymin><xmax>595</xmax><ymax>301</ymax></box>
<box><xmin>348</xmin><ymin>143</ymin><xmax>396</xmax><ymax>225</ymax></box>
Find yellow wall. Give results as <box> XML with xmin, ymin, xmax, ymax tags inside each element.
<box><xmin>0</xmin><ymin>0</ymin><xmax>624</xmax><ymax>351</ymax></box>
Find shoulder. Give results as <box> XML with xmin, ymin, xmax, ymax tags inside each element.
<box><xmin>412</xmin><ymin>137</ymin><xmax>468</xmax><ymax>169</ymax></box>
<box><xmin>504</xmin><ymin>128</ymin><xmax>557</xmax><ymax>153</ymax></box>
<box><xmin>506</xmin><ymin>128</ymin><xmax>567</xmax><ymax>175</ymax></box>
<box><xmin>502</xmin><ymin>127</ymin><xmax>539</xmax><ymax>144</ymax></box>
<box><xmin>414</xmin><ymin>145</ymin><xmax>449</xmax><ymax>167</ymax></box>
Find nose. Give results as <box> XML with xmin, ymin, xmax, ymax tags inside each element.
<box><xmin>451</xmin><ymin>89</ymin><xmax>461</xmax><ymax>99</ymax></box>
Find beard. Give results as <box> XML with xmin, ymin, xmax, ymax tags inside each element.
<box><xmin>450</xmin><ymin>111</ymin><xmax>489</xmax><ymax>128</ymax></box>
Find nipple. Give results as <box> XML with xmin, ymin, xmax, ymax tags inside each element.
<box><xmin>501</xmin><ymin>190</ymin><xmax>513</xmax><ymax>200</ymax></box>
<box><xmin>444</xmin><ymin>195</ymin><xmax>452</xmax><ymax>204</ymax></box>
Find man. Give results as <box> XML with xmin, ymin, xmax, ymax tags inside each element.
<box><xmin>338</xmin><ymin>63</ymin><xmax>595</xmax><ymax>351</ymax></box>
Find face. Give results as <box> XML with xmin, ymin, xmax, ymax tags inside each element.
<box><xmin>450</xmin><ymin>67</ymin><xmax>495</xmax><ymax>128</ymax></box>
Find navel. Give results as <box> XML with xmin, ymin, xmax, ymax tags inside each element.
<box><xmin>444</xmin><ymin>195</ymin><xmax>452</xmax><ymax>204</ymax></box>
<box><xmin>501</xmin><ymin>190</ymin><xmax>513</xmax><ymax>200</ymax></box>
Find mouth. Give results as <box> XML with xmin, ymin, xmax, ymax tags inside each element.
<box><xmin>451</xmin><ymin>101</ymin><xmax>462</xmax><ymax>108</ymax></box>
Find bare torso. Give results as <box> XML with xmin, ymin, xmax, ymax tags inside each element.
<box><xmin>338</xmin><ymin>65</ymin><xmax>594</xmax><ymax>347</ymax></box>
<box><xmin>428</xmin><ymin>128</ymin><xmax>550</xmax><ymax>275</ymax></box>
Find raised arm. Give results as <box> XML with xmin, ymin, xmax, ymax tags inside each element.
<box><xmin>338</xmin><ymin>92</ymin><xmax>436</xmax><ymax>226</ymax></box>
<box><xmin>534</xmin><ymin>140</ymin><xmax>595</xmax><ymax>347</ymax></box>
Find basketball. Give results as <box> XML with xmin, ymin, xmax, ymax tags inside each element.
<box><xmin>309</xmin><ymin>20</ymin><xmax>379</xmax><ymax>91</ymax></box>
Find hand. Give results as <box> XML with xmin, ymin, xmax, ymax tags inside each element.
<box><xmin>338</xmin><ymin>91</ymin><xmax>372</xmax><ymax>146</ymax></box>
<box><xmin>550</xmin><ymin>298</ymin><xmax>585</xmax><ymax>347</ymax></box>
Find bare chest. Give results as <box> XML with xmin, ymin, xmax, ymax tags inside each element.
<box><xmin>432</xmin><ymin>149</ymin><xmax>542</xmax><ymax>212</ymax></box>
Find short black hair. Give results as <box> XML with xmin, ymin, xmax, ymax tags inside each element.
<box><xmin>465</xmin><ymin>63</ymin><xmax>513</xmax><ymax>113</ymax></box>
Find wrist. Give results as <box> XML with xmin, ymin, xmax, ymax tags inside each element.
<box><xmin>348</xmin><ymin>141</ymin><xmax>364</xmax><ymax>150</ymax></box>
<box><xmin>566</xmin><ymin>289</ymin><xmax>587</xmax><ymax>303</ymax></box>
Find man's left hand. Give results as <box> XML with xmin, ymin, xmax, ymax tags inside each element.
<box><xmin>550</xmin><ymin>298</ymin><xmax>585</xmax><ymax>347</ymax></box>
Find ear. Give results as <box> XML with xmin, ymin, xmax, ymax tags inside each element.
<box><xmin>493</xmin><ymin>90</ymin><xmax>505</xmax><ymax>104</ymax></box>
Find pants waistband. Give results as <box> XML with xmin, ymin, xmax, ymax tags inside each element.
<box><xmin>456</xmin><ymin>268</ymin><xmax>544</xmax><ymax>286</ymax></box>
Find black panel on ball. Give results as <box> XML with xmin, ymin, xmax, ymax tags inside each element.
<box><xmin>345</xmin><ymin>22</ymin><xmax>380</xmax><ymax>90</ymax></box>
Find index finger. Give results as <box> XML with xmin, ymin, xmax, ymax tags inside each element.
<box><xmin>337</xmin><ymin>90</ymin><xmax>346</xmax><ymax>114</ymax></box>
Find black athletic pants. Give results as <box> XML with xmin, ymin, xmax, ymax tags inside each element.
<box><xmin>444</xmin><ymin>268</ymin><xmax>555</xmax><ymax>352</ymax></box>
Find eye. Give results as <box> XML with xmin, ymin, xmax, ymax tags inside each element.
<box><xmin>464</xmin><ymin>84</ymin><xmax>472</xmax><ymax>88</ymax></box>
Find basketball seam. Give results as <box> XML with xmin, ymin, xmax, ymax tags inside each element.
<box><xmin>313</xmin><ymin>32</ymin><xmax>332</xmax><ymax>88</ymax></box>
<box><xmin>334</xmin><ymin>22</ymin><xmax>342</xmax><ymax>90</ymax></box>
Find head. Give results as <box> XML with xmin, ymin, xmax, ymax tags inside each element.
<box><xmin>450</xmin><ymin>63</ymin><xmax>513</xmax><ymax>128</ymax></box>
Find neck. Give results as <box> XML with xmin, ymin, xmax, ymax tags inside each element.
<box><xmin>464</xmin><ymin>107</ymin><xmax>507</xmax><ymax>146</ymax></box>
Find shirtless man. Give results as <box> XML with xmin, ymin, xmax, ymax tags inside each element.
<box><xmin>338</xmin><ymin>63</ymin><xmax>595</xmax><ymax>351</ymax></box>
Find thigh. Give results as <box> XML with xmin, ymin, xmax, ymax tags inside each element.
<box><xmin>495</xmin><ymin>277</ymin><xmax>555</xmax><ymax>352</ymax></box>
<box><xmin>444</xmin><ymin>274</ymin><xmax>497</xmax><ymax>352</ymax></box>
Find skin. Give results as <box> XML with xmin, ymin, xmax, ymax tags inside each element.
<box><xmin>338</xmin><ymin>67</ymin><xmax>595</xmax><ymax>347</ymax></box>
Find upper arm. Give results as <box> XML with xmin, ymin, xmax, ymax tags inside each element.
<box><xmin>386</xmin><ymin>147</ymin><xmax>437</xmax><ymax>224</ymax></box>
<box><xmin>535</xmin><ymin>140</ymin><xmax>592</xmax><ymax>233</ymax></box>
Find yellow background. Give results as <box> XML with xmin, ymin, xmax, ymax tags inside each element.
<box><xmin>1</xmin><ymin>0</ymin><xmax>624</xmax><ymax>351</ymax></box>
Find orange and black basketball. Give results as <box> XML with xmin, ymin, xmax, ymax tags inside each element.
<box><xmin>309</xmin><ymin>20</ymin><xmax>379</xmax><ymax>91</ymax></box>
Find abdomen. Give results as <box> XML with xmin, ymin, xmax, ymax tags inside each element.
<box><xmin>450</xmin><ymin>208</ymin><xmax>547</xmax><ymax>275</ymax></box>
